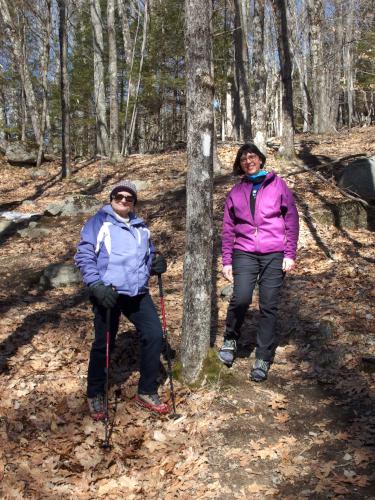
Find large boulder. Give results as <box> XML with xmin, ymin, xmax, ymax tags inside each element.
<box><xmin>39</xmin><ymin>263</ymin><xmax>81</xmax><ymax>289</ymax></box>
<box><xmin>6</xmin><ymin>142</ymin><xmax>39</xmax><ymax>165</ymax></box>
<box><xmin>45</xmin><ymin>195</ymin><xmax>102</xmax><ymax>217</ymax></box>
<box><xmin>338</xmin><ymin>156</ymin><xmax>375</xmax><ymax>201</ymax></box>
<box><xmin>312</xmin><ymin>200</ymin><xmax>367</xmax><ymax>230</ymax></box>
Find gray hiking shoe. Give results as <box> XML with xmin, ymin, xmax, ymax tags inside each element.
<box><xmin>218</xmin><ymin>339</ymin><xmax>237</xmax><ymax>366</ymax></box>
<box><xmin>88</xmin><ymin>394</ymin><xmax>106</xmax><ymax>421</ymax></box>
<box><xmin>250</xmin><ymin>359</ymin><xmax>270</xmax><ymax>382</ymax></box>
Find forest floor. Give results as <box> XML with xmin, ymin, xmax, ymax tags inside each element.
<box><xmin>0</xmin><ymin>127</ymin><xmax>374</xmax><ymax>499</ymax></box>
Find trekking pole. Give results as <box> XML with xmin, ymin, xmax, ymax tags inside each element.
<box><xmin>101</xmin><ymin>308</ymin><xmax>111</xmax><ymax>449</ymax></box>
<box><xmin>157</xmin><ymin>274</ymin><xmax>181</xmax><ymax>419</ymax></box>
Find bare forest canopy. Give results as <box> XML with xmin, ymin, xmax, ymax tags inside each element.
<box><xmin>0</xmin><ymin>0</ymin><xmax>374</xmax><ymax>164</ymax></box>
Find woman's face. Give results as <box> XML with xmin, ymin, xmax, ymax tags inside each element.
<box><xmin>239</xmin><ymin>151</ymin><xmax>262</xmax><ymax>176</ymax></box>
<box><xmin>111</xmin><ymin>190</ymin><xmax>135</xmax><ymax>217</ymax></box>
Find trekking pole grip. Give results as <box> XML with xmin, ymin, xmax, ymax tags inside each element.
<box><xmin>157</xmin><ymin>273</ymin><xmax>164</xmax><ymax>298</ymax></box>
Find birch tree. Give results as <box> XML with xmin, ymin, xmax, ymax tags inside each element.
<box><xmin>90</xmin><ymin>0</ymin><xmax>109</xmax><ymax>156</ymax></box>
<box><xmin>181</xmin><ymin>0</ymin><xmax>214</xmax><ymax>383</ymax></box>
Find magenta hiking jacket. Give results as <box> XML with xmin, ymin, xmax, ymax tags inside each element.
<box><xmin>222</xmin><ymin>172</ymin><xmax>299</xmax><ymax>265</ymax></box>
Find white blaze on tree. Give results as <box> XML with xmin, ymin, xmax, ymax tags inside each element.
<box><xmin>181</xmin><ymin>0</ymin><xmax>214</xmax><ymax>384</ymax></box>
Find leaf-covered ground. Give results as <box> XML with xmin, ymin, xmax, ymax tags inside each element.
<box><xmin>0</xmin><ymin>127</ymin><xmax>374</xmax><ymax>498</ymax></box>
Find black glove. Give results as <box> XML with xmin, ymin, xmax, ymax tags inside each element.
<box><xmin>151</xmin><ymin>255</ymin><xmax>167</xmax><ymax>275</ymax></box>
<box><xmin>89</xmin><ymin>282</ymin><xmax>118</xmax><ymax>308</ymax></box>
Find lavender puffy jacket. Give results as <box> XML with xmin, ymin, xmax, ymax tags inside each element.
<box><xmin>222</xmin><ymin>172</ymin><xmax>299</xmax><ymax>266</ymax></box>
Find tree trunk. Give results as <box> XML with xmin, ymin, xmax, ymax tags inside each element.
<box><xmin>58</xmin><ymin>0</ymin><xmax>71</xmax><ymax>178</ymax></box>
<box><xmin>271</xmin><ymin>0</ymin><xmax>295</xmax><ymax>159</ymax></box>
<box><xmin>0</xmin><ymin>0</ymin><xmax>41</xmax><ymax>142</ymax></box>
<box><xmin>307</xmin><ymin>0</ymin><xmax>331</xmax><ymax>133</ymax></box>
<box><xmin>120</xmin><ymin>0</ymin><xmax>140</xmax><ymax>155</ymax></box>
<box><xmin>107</xmin><ymin>0</ymin><xmax>119</xmax><ymax>159</ymax></box>
<box><xmin>126</xmin><ymin>0</ymin><xmax>148</xmax><ymax>155</ymax></box>
<box><xmin>343</xmin><ymin>0</ymin><xmax>355</xmax><ymax>128</ymax></box>
<box><xmin>252</xmin><ymin>0</ymin><xmax>267</xmax><ymax>153</ymax></box>
<box><xmin>90</xmin><ymin>0</ymin><xmax>108</xmax><ymax>156</ymax></box>
<box><xmin>181</xmin><ymin>0</ymin><xmax>214</xmax><ymax>384</ymax></box>
<box><xmin>232</xmin><ymin>0</ymin><xmax>252</xmax><ymax>141</ymax></box>
<box><xmin>37</xmin><ymin>0</ymin><xmax>52</xmax><ymax>169</ymax></box>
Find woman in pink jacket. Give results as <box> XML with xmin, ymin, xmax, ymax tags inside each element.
<box><xmin>219</xmin><ymin>143</ymin><xmax>299</xmax><ymax>382</ymax></box>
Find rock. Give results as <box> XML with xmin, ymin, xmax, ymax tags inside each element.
<box><xmin>17</xmin><ymin>226</ymin><xmax>51</xmax><ymax>239</ymax></box>
<box><xmin>30</xmin><ymin>169</ymin><xmax>49</xmax><ymax>179</ymax></box>
<box><xmin>6</xmin><ymin>142</ymin><xmax>39</xmax><ymax>165</ymax></box>
<box><xmin>220</xmin><ymin>284</ymin><xmax>233</xmax><ymax>299</ymax></box>
<box><xmin>45</xmin><ymin>195</ymin><xmax>102</xmax><ymax>217</ymax></box>
<box><xmin>75</xmin><ymin>178</ymin><xmax>96</xmax><ymax>187</ymax></box>
<box><xmin>338</xmin><ymin>156</ymin><xmax>375</xmax><ymax>201</ymax></box>
<box><xmin>0</xmin><ymin>211</ymin><xmax>41</xmax><ymax>240</ymax></box>
<box><xmin>0</xmin><ymin>138</ymin><xmax>7</xmax><ymax>154</ymax></box>
<box><xmin>39</xmin><ymin>263</ymin><xmax>81</xmax><ymax>289</ymax></box>
<box><xmin>132</xmin><ymin>180</ymin><xmax>151</xmax><ymax>191</ymax></box>
<box><xmin>43</xmin><ymin>153</ymin><xmax>58</xmax><ymax>162</ymax></box>
<box><xmin>312</xmin><ymin>200</ymin><xmax>367</xmax><ymax>229</ymax></box>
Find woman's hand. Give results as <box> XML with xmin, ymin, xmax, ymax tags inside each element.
<box><xmin>222</xmin><ymin>265</ymin><xmax>233</xmax><ymax>282</ymax></box>
<box><xmin>282</xmin><ymin>258</ymin><xmax>295</xmax><ymax>272</ymax></box>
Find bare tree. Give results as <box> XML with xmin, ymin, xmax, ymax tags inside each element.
<box><xmin>181</xmin><ymin>0</ymin><xmax>214</xmax><ymax>383</ymax></box>
<box><xmin>108</xmin><ymin>0</ymin><xmax>119</xmax><ymax>159</ymax></box>
<box><xmin>232</xmin><ymin>0</ymin><xmax>252</xmax><ymax>141</ymax></box>
<box><xmin>126</xmin><ymin>0</ymin><xmax>148</xmax><ymax>155</ymax></box>
<box><xmin>37</xmin><ymin>0</ymin><xmax>52</xmax><ymax>168</ymax></box>
<box><xmin>58</xmin><ymin>0</ymin><xmax>70</xmax><ymax>178</ymax></box>
<box><xmin>0</xmin><ymin>0</ymin><xmax>41</xmax><ymax>143</ymax></box>
<box><xmin>252</xmin><ymin>0</ymin><xmax>267</xmax><ymax>152</ymax></box>
<box><xmin>90</xmin><ymin>0</ymin><xmax>109</xmax><ymax>156</ymax></box>
<box><xmin>270</xmin><ymin>0</ymin><xmax>295</xmax><ymax>159</ymax></box>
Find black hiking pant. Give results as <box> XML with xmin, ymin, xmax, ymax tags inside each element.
<box><xmin>87</xmin><ymin>292</ymin><xmax>163</xmax><ymax>398</ymax></box>
<box><xmin>225</xmin><ymin>250</ymin><xmax>285</xmax><ymax>362</ymax></box>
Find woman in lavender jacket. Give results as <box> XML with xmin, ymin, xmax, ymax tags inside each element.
<box><xmin>218</xmin><ymin>144</ymin><xmax>299</xmax><ymax>382</ymax></box>
<box><xmin>75</xmin><ymin>180</ymin><xmax>169</xmax><ymax>419</ymax></box>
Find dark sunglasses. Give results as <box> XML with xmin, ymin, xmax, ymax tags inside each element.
<box><xmin>113</xmin><ymin>193</ymin><xmax>134</xmax><ymax>202</ymax></box>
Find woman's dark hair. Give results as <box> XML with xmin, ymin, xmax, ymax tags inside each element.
<box><xmin>233</xmin><ymin>143</ymin><xmax>267</xmax><ymax>175</ymax></box>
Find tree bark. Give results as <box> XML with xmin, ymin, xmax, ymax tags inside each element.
<box><xmin>37</xmin><ymin>0</ymin><xmax>52</xmax><ymax>169</ymax></box>
<box><xmin>0</xmin><ymin>0</ymin><xmax>41</xmax><ymax>143</ymax></box>
<box><xmin>181</xmin><ymin>0</ymin><xmax>214</xmax><ymax>383</ymax></box>
<box><xmin>271</xmin><ymin>0</ymin><xmax>295</xmax><ymax>159</ymax></box>
<box><xmin>58</xmin><ymin>0</ymin><xmax>71</xmax><ymax>178</ymax></box>
<box><xmin>252</xmin><ymin>0</ymin><xmax>267</xmax><ymax>153</ymax></box>
<box><xmin>232</xmin><ymin>0</ymin><xmax>252</xmax><ymax>141</ymax></box>
<box><xmin>107</xmin><ymin>0</ymin><xmax>119</xmax><ymax>159</ymax></box>
<box><xmin>90</xmin><ymin>0</ymin><xmax>109</xmax><ymax>156</ymax></box>
<box><xmin>127</xmin><ymin>0</ymin><xmax>148</xmax><ymax>155</ymax></box>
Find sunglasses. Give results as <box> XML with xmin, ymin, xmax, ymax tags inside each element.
<box><xmin>113</xmin><ymin>194</ymin><xmax>134</xmax><ymax>202</ymax></box>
